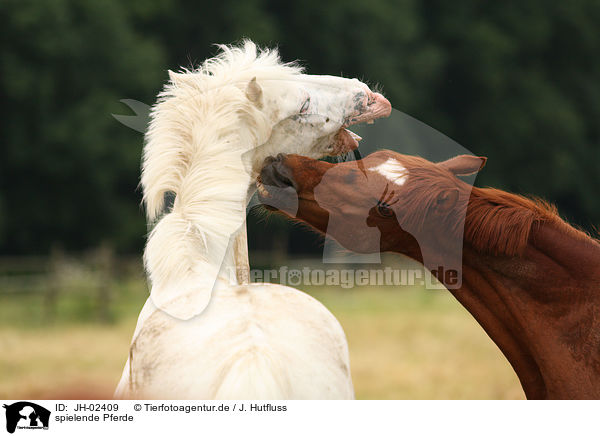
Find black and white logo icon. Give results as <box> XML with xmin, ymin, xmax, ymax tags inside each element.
<box><xmin>3</xmin><ymin>402</ymin><xmax>50</xmax><ymax>434</ymax></box>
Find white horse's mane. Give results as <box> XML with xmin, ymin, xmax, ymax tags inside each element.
<box><xmin>141</xmin><ymin>40</ymin><xmax>304</xmax><ymax>318</ymax></box>
<box><xmin>142</xmin><ymin>40</ymin><xmax>303</xmax><ymax>221</ymax></box>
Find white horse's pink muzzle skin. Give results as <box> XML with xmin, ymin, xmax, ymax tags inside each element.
<box><xmin>359</xmin><ymin>92</ymin><xmax>393</xmax><ymax>124</ymax></box>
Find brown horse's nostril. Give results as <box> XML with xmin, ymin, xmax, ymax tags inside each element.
<box><xmin>260</xmin><ymin>159</ymin><xmax>297</xmax><ymax>190</ymax></box>
<box><xmin>261</xmin><ymin>153</ymin><xmax>287</xmax><ymax>167</ymax></box>
<box><xmin>263</xmin><ymin>156</ymin><xmax>277</xmax><ymax>165</ymax></box>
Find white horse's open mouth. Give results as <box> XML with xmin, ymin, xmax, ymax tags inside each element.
<box><xmin>331</xmin><ymin>91</ymin><xmax>391</xmax><ymax>154</ymax></box>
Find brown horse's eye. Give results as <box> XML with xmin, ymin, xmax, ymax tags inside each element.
<box><xmin>376</xmin><ymin>201</ymin><xmax>394</xmax><ymax>218</ymax></box>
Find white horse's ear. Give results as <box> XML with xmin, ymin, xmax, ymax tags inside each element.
<box><xmin>245</xmin><ymin>77</ymin><xmax>263</xmax><ymax>106</ymax></box>
<box><xmin>168</xmin><ymin>70</ymin><xmax>195</xmax><ymax>87</ymax></box>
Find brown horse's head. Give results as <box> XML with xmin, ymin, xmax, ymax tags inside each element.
<box><xmin>257</xmin><ymin>150</ymin><xmax>486</xmax><ymax>269</ymax></box>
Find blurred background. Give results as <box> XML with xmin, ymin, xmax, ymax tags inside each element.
<box><xmin>1</xmin><ymin>0</ymin><xmax>599</xmax><ymax>399</ymax></box>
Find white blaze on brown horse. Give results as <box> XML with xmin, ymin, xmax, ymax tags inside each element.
<box><xmin>257</xmin><ymin>150</ymin><xmax>600</xmax><ymax>399</ymax></box>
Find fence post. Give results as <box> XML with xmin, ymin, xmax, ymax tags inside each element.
<box><xmin>95</xmin><ymin>243</ymin><xmax>114</xmax><ymax>323</ymax></box>
<box><xmin>46</xmin><ymin>247</ymin><xmax>65</xmax><ymax>323</ymax></box>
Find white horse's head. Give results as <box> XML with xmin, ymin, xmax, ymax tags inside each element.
<box><xmin>245</xmin><ymin>73</ymin><xmax>391</xmax><ymax>172</ymax></box>
<box><xmin>142</xmin><ymin>41</ymin><xmax>391</xmax><ymax>319</ymax></box>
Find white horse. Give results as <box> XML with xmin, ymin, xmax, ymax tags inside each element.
<box><xmin>115</xmin><ymin>41</ymin><xmax>391</xmax><ymax>399</ymax></box>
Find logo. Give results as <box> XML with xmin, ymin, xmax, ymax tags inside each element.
<box><xmin>2</xmin><ymin>402</ymin><xmax>50</xmax><ymax>434</ymax></box>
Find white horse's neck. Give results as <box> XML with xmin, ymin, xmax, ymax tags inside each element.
<box><xmin>232</xmin><ymin>223</ymin><xmax>250</xmax><ymax>284</ymax></box>
<box><xmin>212</xmin><ymin>216</ymin><xmax>251</xmax><ymax>287</ymax></box>
<box><xmin>143</xmin><ymin>135</ymin><xmax>259</xmax><ymax>319</ymax></box>
<box><xmin>187</xmin><ymin>163</ymin><xmax>253</xmax><ymax>288</ymax></box>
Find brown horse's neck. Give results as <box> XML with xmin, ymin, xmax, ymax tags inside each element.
<box><xmin>453</xmin><ymin>220</ymin><xmax>600</xmax><ymax>399</ymax></box>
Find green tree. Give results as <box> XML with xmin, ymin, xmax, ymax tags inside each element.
<box><xmin>0</xmin><ymin>0</ymin><xmax>164</xmax><ymax>253</ymax></box>
<box><xmin>1</xmin><ymin>0</ymin><xmax>598</xmax><ymax>255</ymax></box>
<box><xmin>422</xmin><ymin>0</ymin><xmax>600</xmax><ymax>228</ymax></box>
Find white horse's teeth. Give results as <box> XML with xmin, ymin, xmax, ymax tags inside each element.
<box><xmin>346</xmin><ymin>129</ymin><xmax>362</xmax><ymax>141</ymax></box>
<box><xmin>256</xmin><ymin>181</ymin><xmax>270</xmax><ymax>198</ymax></box>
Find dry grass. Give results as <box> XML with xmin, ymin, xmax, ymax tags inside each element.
<box><xmin>0</xmin><ymin>286</ymin><xmax>524</xmax><ymax>399</ymax></box>
<box><xmin>315</xmin><ymin>288</ymin><xmax>524</xmax><ymax>399</ymax></box>
<box><xmin>0</xmin><ymin>323</ymin><xmax>131</xmax><ymax>399</ymax></box>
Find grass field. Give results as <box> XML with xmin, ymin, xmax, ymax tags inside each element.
<box><xmin>0</xmin><ymin>280</ymin><xmax>524</xmax><ymax>399</ymax></box>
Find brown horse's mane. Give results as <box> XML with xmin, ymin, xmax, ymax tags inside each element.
<box><xmin>395</xmin><ymin>154</ymin><xmax>598</xmax><ymax>257</ymax></box>
<box><xmin>466</xmin><ymin>188</ymin><xmax>551</xmax><ymax>256</ymax></box>
<box><xmin>465</xmin><ymin>187</ymin><xmax>599</xmax><ymax>256</ymax></box>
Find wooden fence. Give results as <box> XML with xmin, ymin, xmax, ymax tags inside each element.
<box><xmin>0</xmin><ymin>246</ymin><xmax>143</xmax><ymax>324</ymax></box>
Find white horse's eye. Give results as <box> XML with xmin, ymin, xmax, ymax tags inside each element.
<box><xmin>300</xmin><ymin>98</ymin><xmax>310</xmax><ymax>113</ymax></box>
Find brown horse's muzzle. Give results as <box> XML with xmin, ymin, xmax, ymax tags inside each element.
<box><xmin>259</xmin><ymin>154</ymin><xmax>298</xmax><ymax>191</ymax></box>
<box><xmin>256</xmin><ymin>154</ymin><xmax>302</xmax><ymax>214</ymax></box>
<box><xmin>257</xmin><ymin>154</ymin><xmax>332</xmax><ymax>218</ymax></box>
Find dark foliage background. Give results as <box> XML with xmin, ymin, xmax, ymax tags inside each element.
<box><xmin>1</xmin><ymin>0</ymin><xmax>599</xmax><ymax>255</ymax></box>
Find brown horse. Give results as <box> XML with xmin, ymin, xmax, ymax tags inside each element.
<box><xmin>257</xmin><ymin>150</ymin><xmax>600</xmax><ymax>399</ymax></box>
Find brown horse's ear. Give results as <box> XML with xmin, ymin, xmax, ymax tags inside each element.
<box><xmin>435</xmin><ymin>188</ymin><xmax>459</xmax><ymax>213</ymax></box>
<box><xmin>439</xmin><ymin>155</ymin><xmax>487</xmax><ymax>176</ymax></box>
